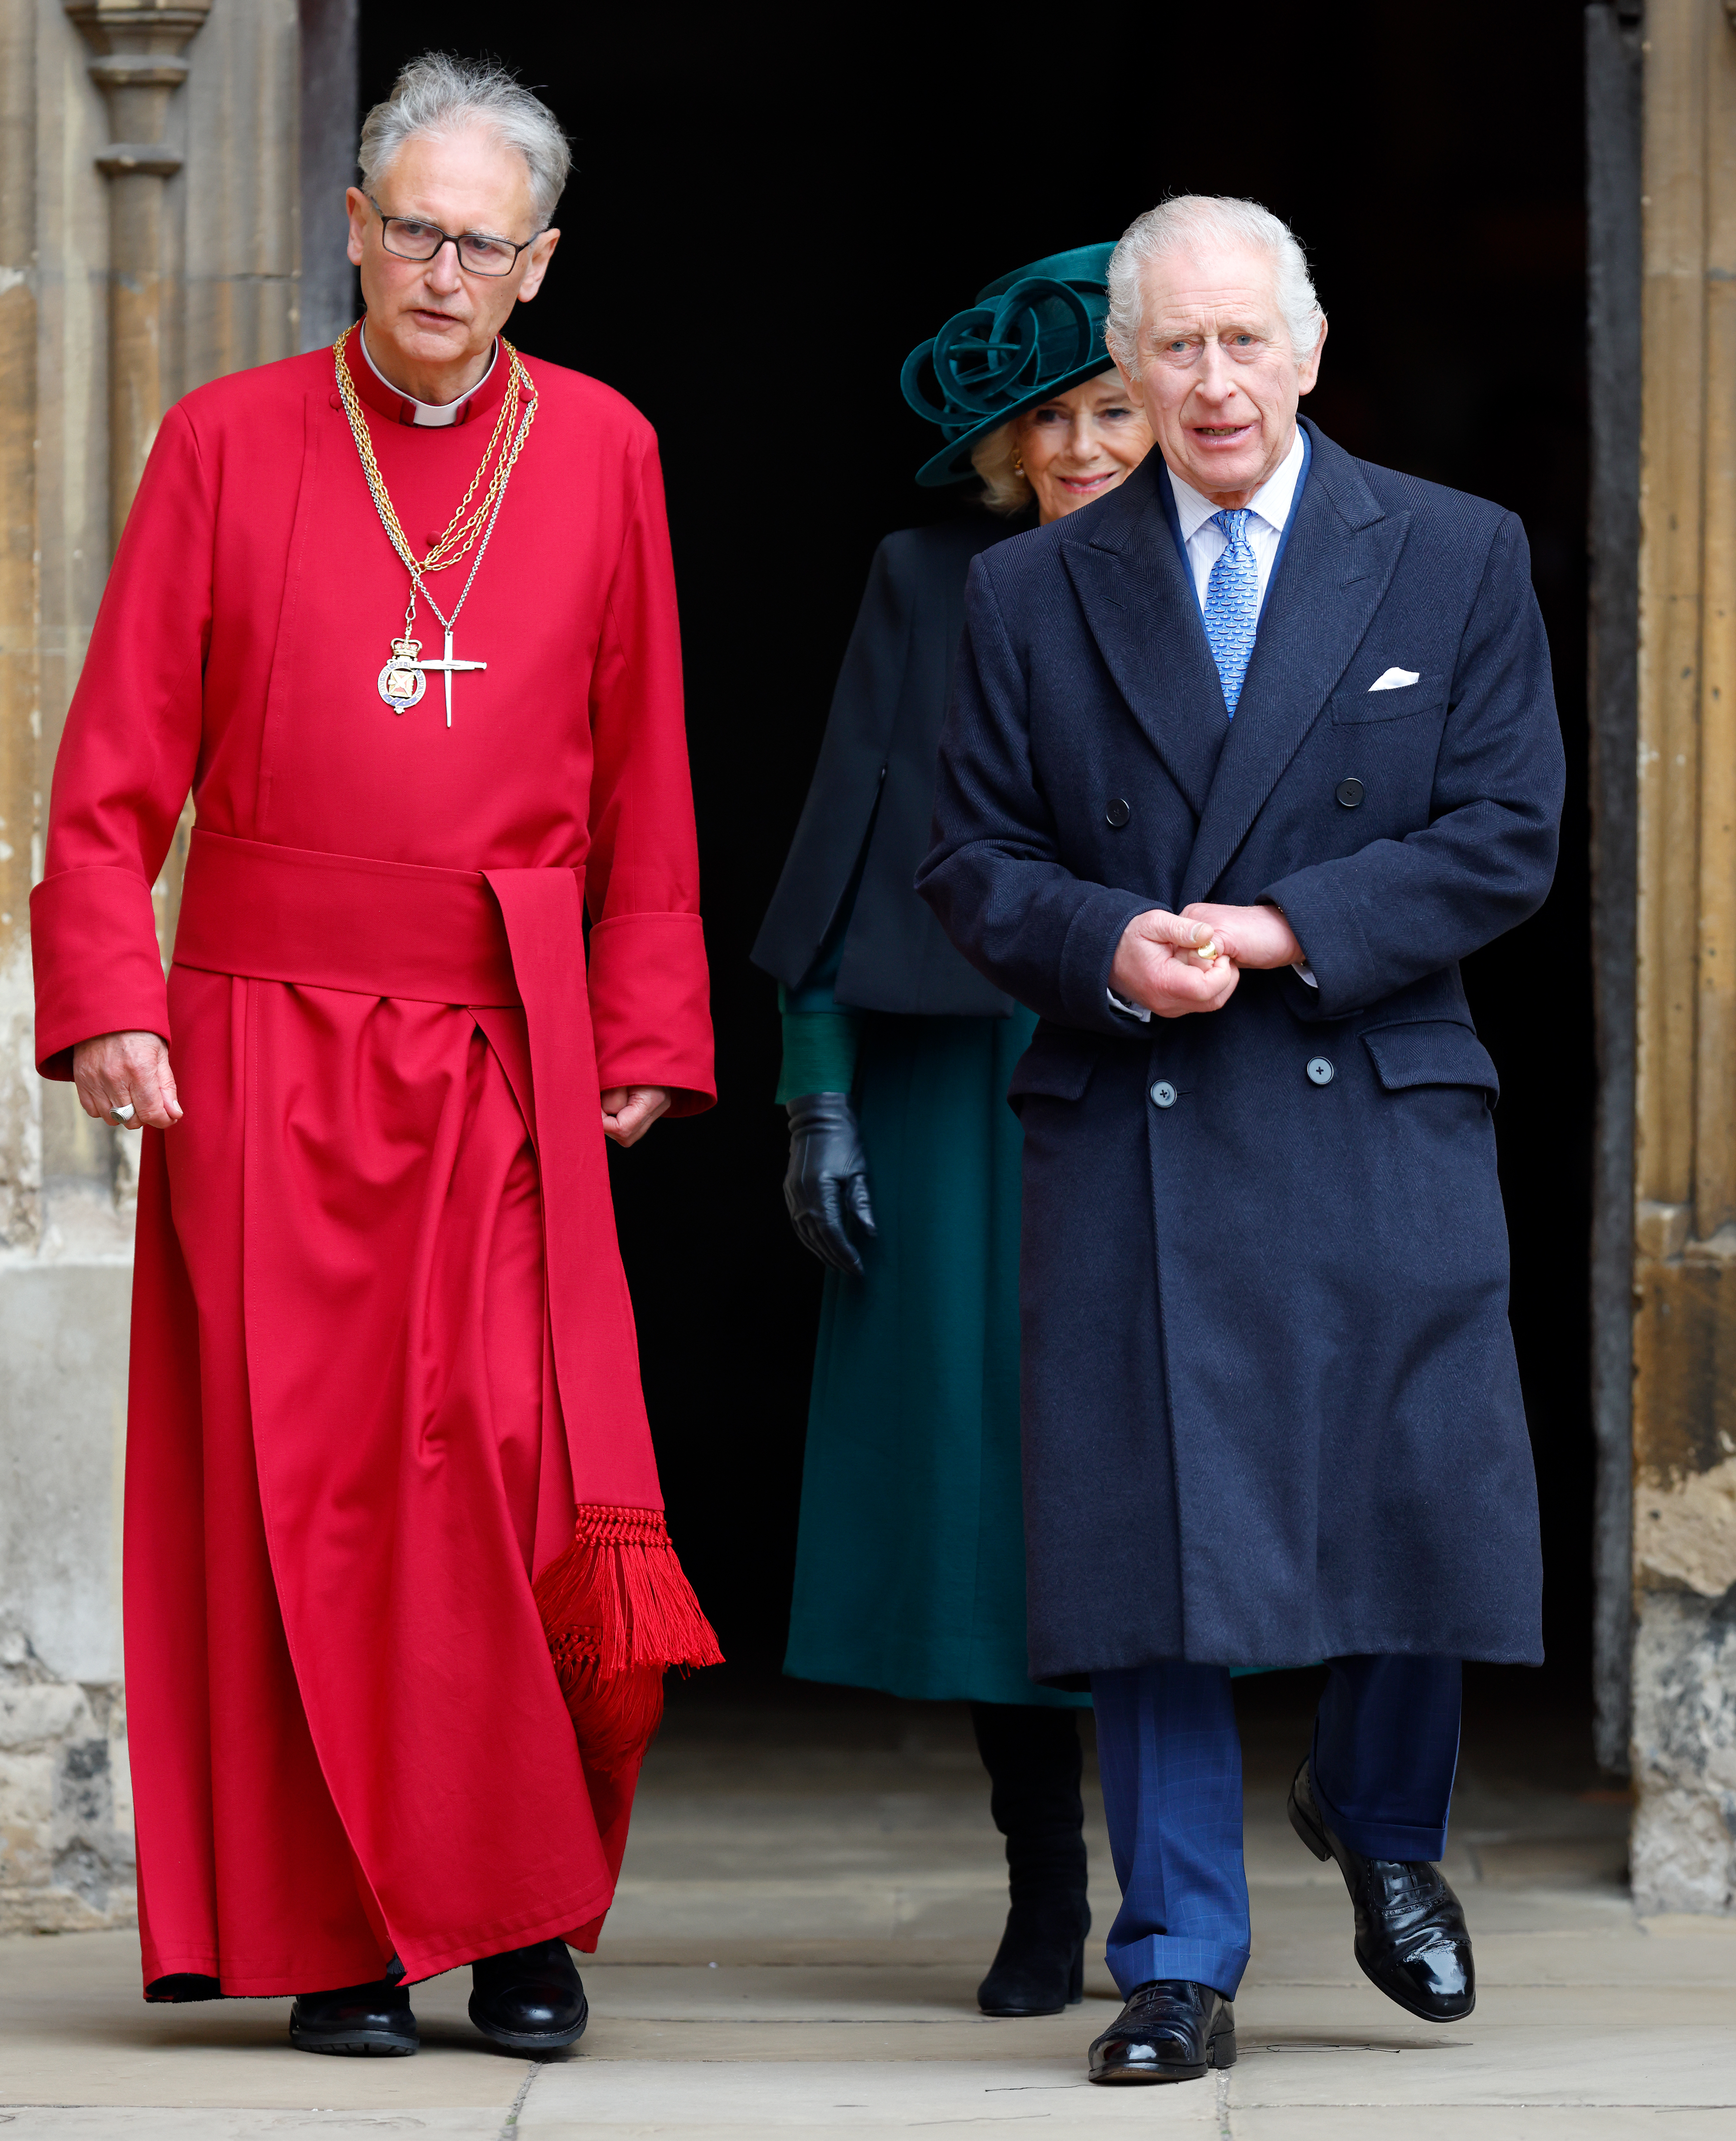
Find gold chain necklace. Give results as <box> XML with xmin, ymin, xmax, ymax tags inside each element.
<box><xmin>333</xmin><ymin>323</ymin><xmax>540</xmax><ymax>726</ymax></box>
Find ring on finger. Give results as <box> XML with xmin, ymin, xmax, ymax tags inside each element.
<box><xmin>107</xmin><ymin>1102</ymin><xmax>137</xmax><ymax>1125</ymax></box>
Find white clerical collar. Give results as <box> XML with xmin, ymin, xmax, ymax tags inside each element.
<box><xmin>360</xmin><ymin>326</ymin><xmax>498</xmax><ymax>428</ymax></box>
<box><xmin>1167</xmin><ymin>425</ymin><xmax>1306</xmax><ymax>541</ymax></box>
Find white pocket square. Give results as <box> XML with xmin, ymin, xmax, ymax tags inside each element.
<box><xmin>1369</xmin><ymin>667</ymin><xmax>1421</xmax><ymax>691</ymax></box>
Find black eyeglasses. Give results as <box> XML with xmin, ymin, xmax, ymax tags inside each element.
<box><xmin>368</xmin><ymin>196</ymin><xmax>541</xmax><ymax>278</ymax></box>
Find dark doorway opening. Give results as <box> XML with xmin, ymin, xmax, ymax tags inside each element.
<box><xmin>354</xmin><ymin>6</ymin><xmax>1593</xmax><ymax>1714</ymax></box>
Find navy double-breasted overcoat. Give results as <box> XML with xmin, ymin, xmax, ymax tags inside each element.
<box><xmin>916</xmin><ymin>419</ymin><xmax>1564</xmax><ymax>1680</ymax></box>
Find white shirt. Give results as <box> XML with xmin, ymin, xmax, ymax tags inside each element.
<box><xmin>1168</xmin><ymin>425</ymin><xmax>1307</xmax><ymax>614</ymax></box>
<box><xmin>361</xmin><ymin>326</ymin><xmax>498</xmax><ymax>428</ymax></box>
<box><xmin>1106</xmin><ymin>427</ymin><xmax>1315</xmax><ymax>1019</ymax></box>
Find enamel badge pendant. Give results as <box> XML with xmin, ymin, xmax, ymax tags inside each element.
<box><xmin>378</xmin><ymin>636</ymin><xmax>427</xmax><ymax>712</ymax></box>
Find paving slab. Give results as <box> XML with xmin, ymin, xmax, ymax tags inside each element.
<box><xmin>1230</xmin><ymin>2114</ymin><xmax>1736</xmax><ymax>2140</ymax></box>
<box><xmin>1640</xmin><ymin>1912</ymin><xmax>1736</xmax><ymax>1941</ymax></box>
<box><xmin>579</xmin><ymin>1962</ymin><xmax>1108</xmax><ymax>2022</ymax></box>
<box><xmin>1225</xmin><ymin>2020</ymin><xmax>1733</xmax><ymax>2106</ymax></box>
<box><xmin>0</xmin><ymin>1679</ymin><xmax>1727</xmax><ymax>2135</ymax></box>
<box><xmin>0</xmin><ymin>2117</ymin><xmax>506</xmax><ymax>2140</ymax></box>
<box><xmin>0</xmin><ymin>1934</ymin><xmax>524</xmax><ymax>2110</ymax></box>
<box><xmin>575</xmin><ymin>2006</ymin><xmax>1127</xmax><ymax>2063</ymax></box>
<box><xmin>518</xmin><ymin>2056</ymin><xmax>1216</xmax><ymax>2132</ymax></box>
<box><xmin>1241</xmin><ymin>1883</ymin><xmax>1736</xmax><ymax>1990</ymax></box>
<box><xmin>1237</xmin><ymin>1979</ymin><xmax>1734</xmax><ymax>2032</ymax></box>
<box><xmin>606</xmin><ymin>1877</ymin><xmax>1023</xmax><ymax>1943</ymax></box>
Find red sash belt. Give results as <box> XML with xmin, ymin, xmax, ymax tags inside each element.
<box><xmin>174</xmin><ymin>829</ymin><xmax>721</xmax><ymax>1770</ymax></box>
<box><xmin>175</xmin><ymin>829</ymin><xmax>532</xmax><ymax>1008</ymax></box>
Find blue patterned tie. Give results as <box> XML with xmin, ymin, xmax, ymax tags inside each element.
<box><xmin>1202</xmin><ymin>508</ymin><xmax>1259</xmax><ymax>717</ymax></box>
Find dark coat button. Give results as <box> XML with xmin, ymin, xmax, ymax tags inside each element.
<box><xmin>1106</xmin><ymin>798</ymin><xmax>1132</xmax><ymax>829</ymax></box>
<box><xmin>1150</xmin><ymin>1081</ymin><xmax>1177</xmax><ymax>1108</ymax></box>
<box><xmin>1335</xmin><ymin>778</ymin><xmax>1364</xmax><ymax>808</ymax></box>
<box><xmin>1306</xmin><ymin>1058</ymin><xmax>1335</xmax><ymax>1086</ymax></box>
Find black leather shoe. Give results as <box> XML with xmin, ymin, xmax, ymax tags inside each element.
<box><xmin>1288</xmin><ymin>1756</ymin><xmax>1475</xmax><ymax>2022</ymax></box>
<box><xmin>289</xmin><ymin>1978</ymin><xmax>417</xmax><ymax>2056</ymax></box>
<box><xmin>1088</xmin><ymin>1979</ymin><xmax>1235</xmax><ymax>2083</ymax></box>
<box><xmin>469</xmin><ymin>1938</ymin><xmax>589</xmax><ymax>2053</ymax></box>
<box><xmin>978</xmin><ymin>1896</ymin><xmax>1089</xmax><ymax>2016</ymax></box>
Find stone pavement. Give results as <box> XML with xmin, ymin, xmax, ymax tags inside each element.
<box><xmin>0</xmin><ymin>1670</ymin><xmax>1730</xmax><ymax>2138</ymax></box>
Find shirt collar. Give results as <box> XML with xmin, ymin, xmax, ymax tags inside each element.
<box><xmin>1166</xmin><ymin>424</ymin><xmax>1306</xmax><ymax>541</ymax></box>
<box><xmin>353</xmin><ymin>323</ymin><xmax>502</xmax><ymax>427</ymax></box>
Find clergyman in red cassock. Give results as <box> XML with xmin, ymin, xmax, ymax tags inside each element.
<box><xmin>29</xmin><ymin>55</ymin><xmax>718</xmax><ymax>2057</ymax></box>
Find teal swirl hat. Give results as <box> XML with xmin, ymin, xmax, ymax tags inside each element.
<box><xmin>901</xmin><ymin>242</ymin><xmax>1119</xmax><ymax>487</ymax></box>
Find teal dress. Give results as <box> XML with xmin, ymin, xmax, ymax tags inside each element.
<box><xmin>777</xmin><ymin>944</ymin><xmax>1086</xmax><ymax>1709</ymax></box>
<box><xmin>755</xmin><ymin>520</ymin><xmax>1084</xmax><ymax>1712</ymax></box>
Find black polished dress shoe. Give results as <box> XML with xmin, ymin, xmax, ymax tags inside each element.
<box><xmin>1087</xmin><ymin>1978</ymin><xmax>1235</xmax><ymax>2083</ymax></box>
<box><xmin>978</xmin><ymin>1896</ymin><xmax>1089</xmax><ymax>2016</ymax></box>
<box><xmin>1288</xmin><ymin>1756</ymin><xmax>1475</xmax><ymax>2021</ymax></box>
<box><xmin>289</xmin><ymin>1978</ymin><xmax>418</xmax><ymax>2056</ymax></box>
<box><xmin>469</xmin><ymin>1938</ymin><xmax>589</xmax><ymax>2053</ymax></box>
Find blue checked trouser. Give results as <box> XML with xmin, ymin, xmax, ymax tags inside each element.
<box><xmin>1091</xmin><ymin>1655</ymin><xmax>1462</xmax><ymax>1999</ymax></box>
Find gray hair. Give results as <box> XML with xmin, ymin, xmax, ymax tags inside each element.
<box><xmin>358</xmin><ymin>53</ymin><xmax>572</xmax><ymax>229</ymax></box>
<box><xmin>969</xmin><ymin>422</ymin><xmax>1033</xmax><ymax>516</ymax></box>
<box><xmin>1105</xmin><ymin>195</ymin><xmax>1323</xmax><ymax>371</ymax></box>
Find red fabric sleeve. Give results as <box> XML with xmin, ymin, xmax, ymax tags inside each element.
<box><xmin>584</xmin><ymin>432</ymin><xmax>715</xmax><ymax>1113</ymax></box>
<box><xmin>31</xmin><ymin>405</ymin><xmax>212</xmax><ymax>1078</ymax></box>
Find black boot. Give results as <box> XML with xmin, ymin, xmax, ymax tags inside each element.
<box><xmin>971</xmin><ymin>1701</ymin><xmax>1090</xmax><ymax>2017</ymax></box>
<box><xmin>469</xmin><ymin>1938</ymin><xmax>589</xmax><ymax>2053</ymax></box>
<box><xmin>289</xmin><ymin>1977</ymin><xmax>418</xmax><ymax>2056</ymax></box>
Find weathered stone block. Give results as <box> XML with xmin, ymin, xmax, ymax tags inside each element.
<box><xmin>0</xmin><ymin>1747</ymin><xmax>56</xmax><ymax>1888</ymax></box>
<box><xmin>0</xmin><ymin>1263</ymin><xmax>130</xmax><ymax>1686</ymax></box>
<box><xmin>0</xmin><ymin>1679</ymin><xmax>88</xmax><ymax>1748</ymax></box>
<box><xmin>1631</xmin><ymin>1587</ymin><xmax>1736</xmax><ymax>1914</ymax></box>
<box><xmin>0</xmin><ymin>1648</ymin><xmax>133</xmax><ymax>1930</ymax></box>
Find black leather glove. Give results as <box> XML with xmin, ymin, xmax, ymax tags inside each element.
<box><xmin>783</xmin><ymin>1091</ymin><xmax>877</xmax><ymax>1277</ymax></box>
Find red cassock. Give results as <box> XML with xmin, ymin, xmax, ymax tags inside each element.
<box><xmin>30</xmin><ymin>336</ymin><xmax>716</xmax><ymax>1995</ymax></box>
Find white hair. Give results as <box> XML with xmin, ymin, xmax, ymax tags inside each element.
<box><xmin>1105</xmin><ymin>195</ymin><xmax>1324</xmax><ymax>371</ymax></box>
<box><xmin>358</xmin><ymin>53</ymin><xmax>571</xmax><ymax>229</ymax></box>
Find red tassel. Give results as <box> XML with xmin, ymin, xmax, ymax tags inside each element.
<box><xmin>533</xmin><ymin>1505</ymin><xmax>723</xmax><ymax>1775</ymax></box>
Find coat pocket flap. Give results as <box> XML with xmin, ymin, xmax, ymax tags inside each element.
<box><xmin>1330</xmin><ymin>672</ymin><xmax>1448</xmax><ymax>724</ymax></box>
<box><xmin>1007</xmin><ymin>1034</ymin><xmax>1098</xmax><ymax>1105</ymax></box>
<box><xmin>1362</xmin><ymin>1019</ymin><xmax>1499</xmax><ymax>1102</ymax></box>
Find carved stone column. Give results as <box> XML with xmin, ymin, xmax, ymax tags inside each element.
<box><xmin>1631</xmin><ymin>0</ymin><xmax>1736</xmax><ymax>1916</ymax></box>
<box><xmin>0</xmin><ymin>0</ymin><xmax>43</xmax><ymax>1252</ymax></box>
<box><xmin>65</xmin><ymin>0</ymin><xmax>210</xmax><ymax>552</ymax></box>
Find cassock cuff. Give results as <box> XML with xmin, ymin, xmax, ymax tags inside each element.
<box><xmin>29</xmin><ymin>867</ymin><xmax>170</xmax><ymax>1079</ymax></box>
<box><xmin>587</xmin><ymin>910</ymin><xmax>716</xmax><ymax>1114</ymax></box>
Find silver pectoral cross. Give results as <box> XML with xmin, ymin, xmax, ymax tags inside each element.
<box><xmin>416</xmin><ymin>627</ymin><xmax>488</xmax><ymax>728</ymax></box>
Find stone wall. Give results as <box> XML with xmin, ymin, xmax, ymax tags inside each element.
<box><xmin>1632</xmin><ymin>1589</ymin><xmax>1736</xmax><ymax>1911</ymax></box>
<box><xmin>0</xmin><ymin>0</ymin><xmax>330</xmax><ymax>1937</ymax></box>
<box><xmin>1628</xmin><ymin>0</ymin><xmax>1736</xmax><ymax>1915</ymax></box>
<box><xmin>0</xmin><ymin>1268</ymin><xmax>131</xmax><ymax>1932</ymax></box>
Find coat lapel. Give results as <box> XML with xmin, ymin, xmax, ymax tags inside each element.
<box><xmin>1179</xmin><ymin>421</ymin><xmax>1410</xmax><ymax>906</ymax></box>
<box><xmin>1059</xmin><ymin>458</ymin><xmax>1227</xmax><ymax>817</ymax></box>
